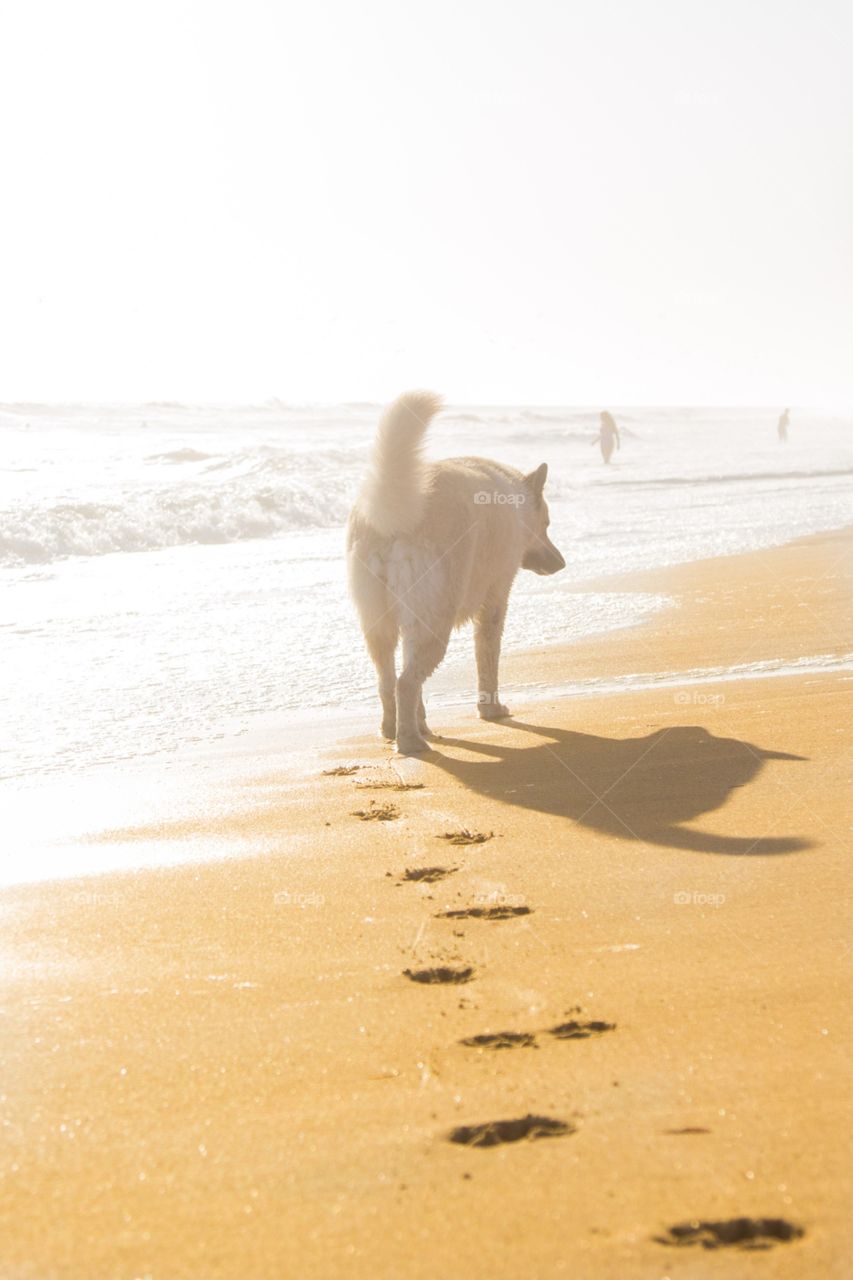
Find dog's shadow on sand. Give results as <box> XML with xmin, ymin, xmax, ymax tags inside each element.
<box><xmin>427</xmin><ymin>721</ymin><xmax>811</xmax><ymax>855</ymax></box>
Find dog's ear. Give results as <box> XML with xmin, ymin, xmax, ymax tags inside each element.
<box><xmin>524</xmin><ymin>462</ymin><xmax>548</xmax><ymax>501</ymax></box>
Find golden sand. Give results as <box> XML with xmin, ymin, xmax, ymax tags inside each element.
<box><xmin>1</xmin><ymin>529</ymin><xmax>851</xmax><ymax>1278</ymax></box>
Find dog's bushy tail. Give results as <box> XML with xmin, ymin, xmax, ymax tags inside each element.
<box><xmin>354</xmin><ymin>391</ymin><xmax>443</xmax><ymax>537</ymax></box>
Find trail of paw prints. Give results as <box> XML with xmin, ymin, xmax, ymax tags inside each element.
<box><xmin>393</xmin><ymin>866</ymin><xmax>458</xmax><ymax>884</ymax></box>
<box><xmin>321</xmin><ymin>764</ymin><xmax>423</xmax><ymax>833</ymax></box>
<box><xmin>357</xmin><ymin>780</ymin><xmax>424</xmax><ymax>792</ymax></box>
<box><xmin>654</xmin><ymin>1218</ymin><xmax>804</xmax><ymax>1251</ymax></box>
<box><xmin>459</xmin><ymin>1009</ymin><xmax>616</xmax><ymax>1052</ymax></box>
<box><xmin>322</xmin><ymin>766</ymin><xmax>495</xmax><ymax>847</ymax></box>
<box><xmin>439</xmin><ymin>904</ymin><xmax>531</xmax><ymax>921</ymax></box>
<box><xmin>404</xmin><ymin>965</ymin><xmax>475</xmax><ymax>985</ymax></box>
<box><xmin>460</xmin><ymin>1031</ymin><xmax>537</xmax><ymax>1050</ymax></box>
<box><xmin>448</xmin><ymin>1114</ymin><xmax>575</xmax><ymax>1148</ymax></box>
<box><xmin>324</xmin><ymin>762</ymin><xmax>424</xmax><ymax>790</ymax></box>
<box><xmin>327</xmin><ymin>767</ymin><xmax>805</xmax><ymax>1249</ymax></box>
<box><xmin>548</xmin><ymin>1018</ymin><xmax>616</xmax><ymax>1040</ymax></box>
<box><xmin>323</xmin><ymin>765</ymin><xmax>506</xmax><ymax>996</ymax></box>
<box><xmin>437</xmin><ymin>828</ymin><xmax>494</xmax><ymax>846</ymax></box>
<box><xmin>326</xmin><ymin>769</ymin><xmax>598</xmax><ymax>1166</ymax></box>
<box><xmin>351</xmin><ymin>800</ymin><xmax>401</xmax><ymax>822</ymax></box>
<box><xmin>386</xmin><ymin>815</ymin><xmax>506</xmax><ymax>985</ymax></box>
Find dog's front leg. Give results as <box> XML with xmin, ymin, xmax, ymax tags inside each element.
<box><xmin>475</xmin><ymin>597</ymin><xmax>510</xmax><ymax>720</ymax></box>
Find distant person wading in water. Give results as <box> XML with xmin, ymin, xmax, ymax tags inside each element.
<box><xmin>778</xmin><ymin>407</ymin><xmax>790</xmax><ymax>442</ymax></box>
<box><xmin>597</xmin><ymin>411</ymin><xmax>620</xmax><ymax>463</ymax></box>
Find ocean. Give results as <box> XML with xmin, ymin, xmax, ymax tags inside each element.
<box><xmin>2</xmin><ymin>402</ymin><xmax>851</xmax><ymax>793</ymax></box>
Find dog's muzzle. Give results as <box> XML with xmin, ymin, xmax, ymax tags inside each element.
<box><xmin>523</xmin><ymin>541</ymin><xmax>566</xmax><ymax>575</ymax></box>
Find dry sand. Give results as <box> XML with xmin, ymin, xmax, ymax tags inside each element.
<box><xmin>2</xmin><ymin>528</ymin><xmax>851</xmax><ymax>1279</ymax></box>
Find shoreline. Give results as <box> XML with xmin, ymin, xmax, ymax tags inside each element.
<box><xmin>158</xmin><ymin>521</ymin><xmax>853</xmax><ymax>754</ymax></box>
<box><xmin>3</xmin><ymin>526</ymin><xmax>851</xmax><ymax>889</ymax></box>
<box><xmin>218</xmin><ymin>522</ymin><xmax>853</xmax><ymax>748</ymax></box>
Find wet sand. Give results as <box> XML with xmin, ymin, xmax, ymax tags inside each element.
<box><xmin>1</xmin><ymin>528</ymin><xmax>851</xmax><ymax>1278</ymax></box>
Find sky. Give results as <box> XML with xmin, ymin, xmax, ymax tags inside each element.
<box><xmin>0</xmin><ymin>0</ymin><xmax>851</xmax><ymax>405</ymax></box>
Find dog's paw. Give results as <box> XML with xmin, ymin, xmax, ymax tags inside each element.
<box><xmin>381</xmin><ymin>717</ymin><xmax>397</xmax><ymax>740</ymax></box>
<box><xmin>397</xmin><ymin>733</ymin><xmax>430</xmax><ymax>755</ymax></box>
<box><xmin>478</xmin><ymin>702</ymin><xmax>510</xmax><ymax>721</ymax></box>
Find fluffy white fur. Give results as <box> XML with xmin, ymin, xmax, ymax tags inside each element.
<box><xmin>347</xmin><ymin>391</ymin><xmax>566</xmax><ymax>754</ymax></box>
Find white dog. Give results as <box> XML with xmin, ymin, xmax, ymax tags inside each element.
<box><xmin>347</xmin><ymin>392</ymin><xmax>566</xmax><ymax>754</ymax></box>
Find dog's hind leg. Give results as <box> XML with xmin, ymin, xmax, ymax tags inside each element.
<box><xmin>397</xmin><ymin>623</ymin><xmax>450</xmax><ymax>754</ymax></box>
<box><xmin>348</xmin><ymin>547</ymin><xmax>399</xmax><ymax>738</ymax></box>
<box><xmin>475</xmin><ymin>595</ymin><xmax>511</xmax><ymax>720</ymax></box>
<box><xmin>366</xmin><ymin>621</ymin><xmax>399</xmax><ymax>739</ymax></box>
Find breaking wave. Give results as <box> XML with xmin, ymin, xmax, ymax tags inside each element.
<box><xmin>1</xmin><ymin>450</ymin><xmax>360</xmax><ymax>565</ymax></box>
